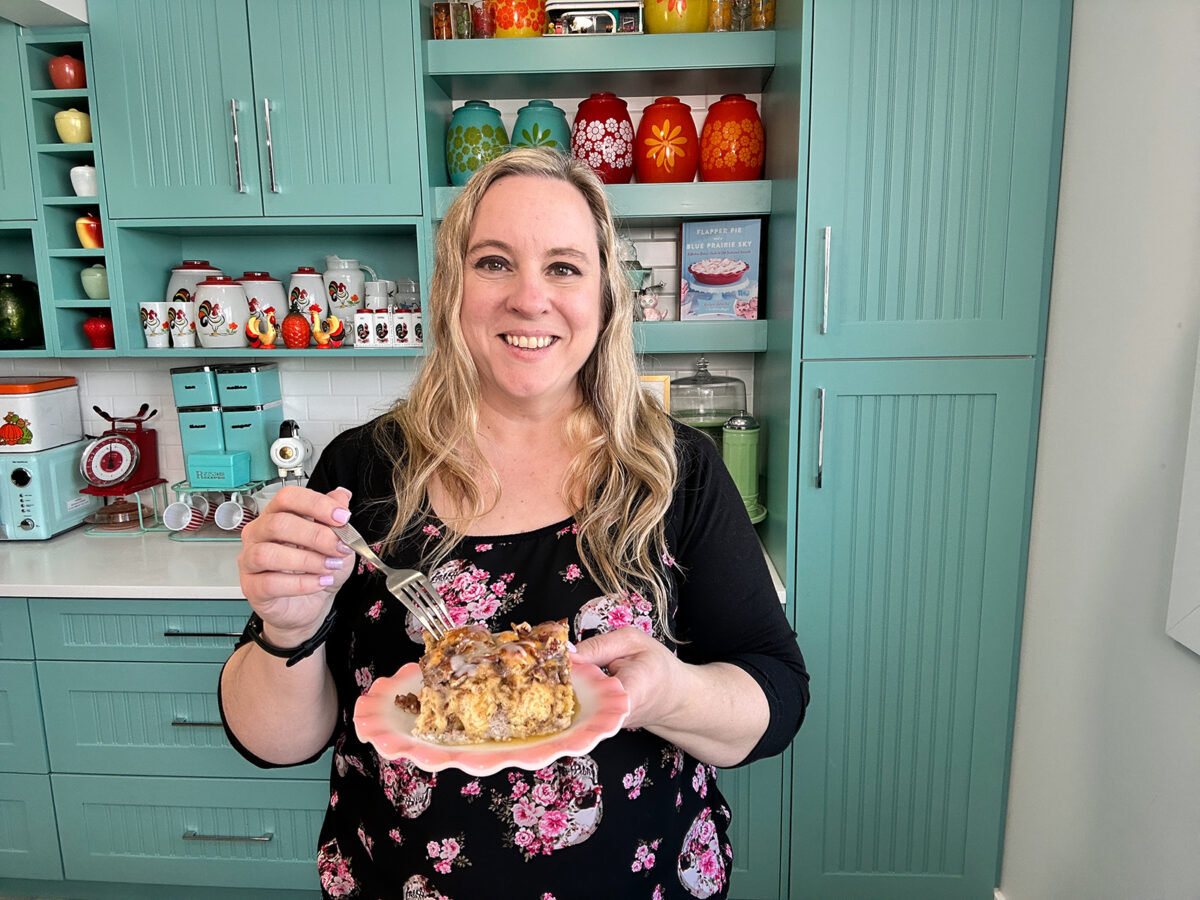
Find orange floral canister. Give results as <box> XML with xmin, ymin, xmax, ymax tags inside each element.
<box><xmin>493</xmin><ymin>0</ymin><xmax>546</xmax><ymax>37</ymax></box>
<box><xmin>699</xmin><ymin>93</ymin><xmax>765</xmax><ymax>182</ymax></box>
<box><xmin>634</xmin><ymin>96</ymin><xmax>699</xmax><ymax>183</ymax></box>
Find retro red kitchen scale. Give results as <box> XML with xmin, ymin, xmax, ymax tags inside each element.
<box><xmin>79</xmin><ymin>403</ymin><xmax>168</xmax><ymax>531</ymax></box>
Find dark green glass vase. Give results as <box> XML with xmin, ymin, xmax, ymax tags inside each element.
<box><xmin>0</xmin><ymin>273</ymin><xmax>44</xmax><ymax>350</ymax></box>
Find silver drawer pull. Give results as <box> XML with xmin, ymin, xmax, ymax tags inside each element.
<box><xmin>164</xmin><ymin>630</ymin><xmax>242</xmax><ymax>638</ymax></box>
<box><xmin>263</xmin><ymin>97</ymin><xmax>279</xmax><ymax>193</ymax></box>
<box><xmin>171</xmin><ymin>717</ymin><xmax>223</xmax><ymax>728</ymax></box>
<box><xmin>183</xmin><ymin>830</ymin><xmax>273</xmax><ymax>843</ymax></box>
<box><xmin>230</xmin><ymin>98</ymin><xmax>246</xmax><ymax>194</ymax></box>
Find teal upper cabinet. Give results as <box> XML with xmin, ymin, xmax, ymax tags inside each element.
<box><xmin>790</xmin><ymin>357</ymin><xmax>1036</xmax><ymax>898</ymax></box>
<box><xmin>803</xmin><ymin>0</ymin><xmax>1069</xmax><ymax>358</ymax></box>
<box><xmin>89</xmin><ymin>0</ymin><xmax>422</xmax><ymax>219</ymax></box>
<box><xmin>0</xmin><ymin>20</ymin><xmax>36</xmax><ymax>221</ymax></box>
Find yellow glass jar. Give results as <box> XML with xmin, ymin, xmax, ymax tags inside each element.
<box><xmin>493</xmin><ymin>0</ymin><xmax>546</xmax><ymax>37</ymax></box>
<box><xmin>643</xmin><ymin>0</ymin><xmax>708</xmax><ymax>34</ymax></box>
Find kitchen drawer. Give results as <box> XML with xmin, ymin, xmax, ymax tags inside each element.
<box><xmin>0</xmin><ymin>772</ymin><xmax>63</xmax><ymax>880</ymax></box>
<box><xmin>53</xmin><ymin>773</ymin><xmax>326</xmax><ymax>890</ymax></box>
<box><xmin>0</xmin><ymin>596</ymin><xmax>33</xmax><ymax>658</ymax></box>
<box><xmin>37</xmin><ymin>661</ymin><xmax>330</xmax><ymax>780</ymax></box>
<box><xmin>31</xmin><ymin>598</ymin><xmax>249</xmax><ymax>662</ymax></box>
<box><xmin>0</xmin><ymin>660</ymin><xmax>49</xmax><ymax>773</ymax></box>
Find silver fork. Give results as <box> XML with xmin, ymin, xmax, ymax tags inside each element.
<box><xmin>331</xmin><ymin>522</ymin><xmax>454</xmax><ymax>639</ymax></box>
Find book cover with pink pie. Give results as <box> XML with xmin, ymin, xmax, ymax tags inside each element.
<box><xmin>679</xmin><ymin>218</ymin><xmax>762</xmax><ymax>320</ymax></box>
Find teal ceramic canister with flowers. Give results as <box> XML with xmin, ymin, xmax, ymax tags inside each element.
<box><xmin>511</xmin><ymin>100</ymin><xmax>571</xmax><ymax>154</ymax></box>
<box><xmin>446</xmin><ymin>100</ymin><xmax>509</xmax><ymax>186</ymax></box>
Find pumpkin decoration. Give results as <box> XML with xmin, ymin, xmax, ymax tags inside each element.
<box><xmin>1</xmin><ymin>411</ymin><xmax>32</xmax><ymax>446</ymax></box>
<box><xmin>281</xmin><ymin>300</ymin><xmax>312</xmax><ymax>349</ymax></box>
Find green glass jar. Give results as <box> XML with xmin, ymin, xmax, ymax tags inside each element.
<box><xmin>0</xmin><ymin>273</ymin><xmax>44</xmax><ymax>349</ymax></box>
<box><xmin>446</xmin><ymin>100</ymin><xmax>509</xmax><ymax>186</ymax></box>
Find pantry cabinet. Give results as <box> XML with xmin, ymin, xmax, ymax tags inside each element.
<box><xmin>88</xmin><ymin>0</ymin><xmax>422</xmax><ymax>219</ymax></box>
<box><xmin>802</xmin><ymin>0</ymin><xmax>1069</xmax><ymax>359</ymax></box>
<box><xmin>789</xmin><ymin>358</ymin><xmax>1038</xmax><ymax>898</ymax></box>
<box><xmin>0</xmin><ymin>21</ymin><xmax>35</xmax><ymax>221</ymax></box>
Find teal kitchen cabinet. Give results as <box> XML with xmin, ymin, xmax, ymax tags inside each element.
<box><xmin>718</xmin><ymin>757</ymin><xmax>790</xmax><ymax>899</ymax></box>
<box><xmin>0</xmin><ymin>20</ymin><xmax>36</xmax><ymax>221</ymax></box>
<box><xmin>89</xmin><ymin>0</ymin><xmax>422</xmax><ymax>219</ymax></box>
<box><xmin>801</xmin><ymin>0</ymin><xmax>1070</xmax><ymax>359</ymax></box>
<box><xmin>789</xmin><ymin>358</ymin><xmax>1038</xmax><ymax>899</ymax></box>
<box><xmin>0</xmin><ymin>598</ymin><xmax>64</xmax><ymax>881</ymax></box>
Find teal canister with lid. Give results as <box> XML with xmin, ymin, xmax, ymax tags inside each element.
<box><xmin>446</xmin><ymin>100</ymin><xmax>509</xmax><ymax>186</ymax></box>
<box><xmin>512</xmin><ymin>100</ymin><xmax>571</xmax><ymax>154</ymax></box>
<box><xmin>722</xmin><ymin>410</ymin><xmax>766</xmax><ymax>523</ymax></box>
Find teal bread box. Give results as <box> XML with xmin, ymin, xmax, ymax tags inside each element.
<box><xmin>178</xmin><ymin>405</ymin><xmax>225</xmax><ymax>458</ymax></box>
<box><xmin>170</xmin><ymin>364</ymin><xmax>219</xmax><ymax>407</ymax></box>
<box><xmin>187</xmin><ymin>451</ymin><xmax>250</xmax><ymax>488</ymax></box>
<box><xmin>216</xmin><ymin>362</ymin><xmax>281</xmax><ymax>407</ymax></box>
<box><xmin>221</xmin><ymin>400</ymin><xmax>284</xmax><ymax>482</ymax></box>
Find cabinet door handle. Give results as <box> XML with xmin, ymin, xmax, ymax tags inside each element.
<box><xmin>163</xmin><ymin>630</ymin><xmax>242</xmax><ymax>638</ymax></box>
<box><xmin>230</xmin><ymin>99</ymin><xmax>246</xmax><ymax>194</ymax></box>
<box><xmin>816</xmin><ymin>388</ymin><xmax>826</xmax><ymax>488</ymax></box>
<box><xmin>171</xmin><ymin>717</ymin><xmax>223</xmax><ymax>728</ymax></box>
<box><xmin>820</xmin><ymin>226</ymin><xmax>832</xmax><ymax>334</ymax></box>
<box><xmin>263</xmin><ymin>97</ymin><xmax>280</xmax><ymax>193</ymax></box>
<box><xmin>183</xmin><ymin>830</ymin><xmax>273</xmax><ymax>843</ymax></box>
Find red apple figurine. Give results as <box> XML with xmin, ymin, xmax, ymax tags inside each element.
<box><xmin>48</xmin><ymin>55</ymin><xmax>86</xmax><ymax>90</ymax></box>
<box><xmin>82</xmin><ymin>313</ymin><xmax>114</xmax><ymax>349</ymax></box>
<box><xmin>75</xmin><ymin>213</ymin><xmax>103</xmax><ymax>249</ymax></box>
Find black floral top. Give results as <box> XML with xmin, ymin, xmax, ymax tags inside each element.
<box><xmin>223</xmin><ymin>418</ymin><xmax>808</xmax><ymax>900</ymax></box>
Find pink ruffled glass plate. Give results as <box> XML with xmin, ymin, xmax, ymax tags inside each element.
<box><xmin>354</xmin><ymin>660</ymin><xmax>630</xmax><ymax>777</ymax></box>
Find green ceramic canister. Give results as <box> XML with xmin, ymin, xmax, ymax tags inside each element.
<box><xmin>722</xmin><ymin>410</ymin><xmax>766</xmax><ymax>523</ymax></box>
<box><xmin>0</xmin><ymin>273</ymin><xmax>44</xmax><ymax>349</ymax></box>
<box><xmin>512</xmin><ymin>100</ymin><xmax>571</xmax><ymax>154</ymax></box>
<box><xmin>446</xmin><ymin>100</ymin><xmax>509</xmax><ymax>186</ymax></box>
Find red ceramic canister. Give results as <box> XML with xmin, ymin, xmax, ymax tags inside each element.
<box><xmin>571</xmin><ymin>92</ymin><xmax>634</xmax><ymax>185</ymax></box>
<box><xmin>699</xmin><ymin>93</ymin><xmax>766</xmax><ymax>182</ymax></box>
<box><xmin>634</xmin><ymin>96</ymin><xmax>699</xmax><ymax>184</ymax></box>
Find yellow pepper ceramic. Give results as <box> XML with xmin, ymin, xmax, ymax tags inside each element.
<box><xmin>643</xmin><ymin>0</ymin><xmax>708</xmax><ymax>34</ymax></box>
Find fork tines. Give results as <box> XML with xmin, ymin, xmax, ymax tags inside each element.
<box><xmin>410</xmin><ymin>574</ymin><xmax>455</xmax><ymax>634</ymax></box>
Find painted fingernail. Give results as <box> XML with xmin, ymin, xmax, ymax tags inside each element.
<box><xmin>332</xmin><ymin>508</ymin><xmax>351</xmax><ymax>524</ymax></box>
<box><xmin>319</xmin><ymin>575</ymin><xmax>335</xmax><ymax>586</ymax></box>
<box><xmin>337</xmin><ymin>541</ymin><xmax>353</xmax><ymax>555</ymax></box>
<box><xmin>325</xmin><ymin>557</ymin><xmax>344</xmax><ymax>570</ymax></box>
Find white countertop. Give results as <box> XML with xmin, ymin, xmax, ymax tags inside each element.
<box><xmin>0</xmin><ymin>527</ymin><xmax>243</xmax><ymax>599</ymax></box>
<box><xmin>1</xmin><ymin>526</ymin><xmax>786</xmax><ymax>604</ymax></box>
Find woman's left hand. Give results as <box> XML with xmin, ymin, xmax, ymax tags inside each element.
<box><xmin>572</xmin><ymin>626</ymin><xmax>689</xmax><ymax>731</ymax></box>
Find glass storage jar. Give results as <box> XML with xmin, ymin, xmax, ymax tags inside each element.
<box><xmin>669</xmin><ymin>356</ymin><xmax>747</xmax><ymax>450</ymax></box>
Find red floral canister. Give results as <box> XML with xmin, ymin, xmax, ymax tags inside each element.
<box><xmin>634</xmin><ymin>96</ymin><xmax>699</xmax><ymax>184</ymax></box>
<box><xmin>493</xmin><ymin>0</ymin><xmax>545</xmax><ymax>37</ymax></box>
<box><xmin>571</xmin><ymin>92</ymin><xmax>634</xmax><ymax>185</ymax></box>
<box><xmin>699</xmin><ymin>93</ymin><xmax>766</xmax><ymax>182</ymax></box>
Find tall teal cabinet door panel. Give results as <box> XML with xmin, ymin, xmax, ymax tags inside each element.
<box><xmin>246</xmin><ymin>0</ymin><xmax>422</xmax><ymax>216</ymax></box>
<box><xmin>804</xmin><ymin>0</ymin><xmax>1069</xmax><ymax>358</ymax></box>
<box><xmin>0</xmin><ymin>20</ymin><xmax>36</xmax><ymax>221</ymax></box>
<box><xmin>89</xmin><ymin>0</ymin><xmax>261</xmax><ymax>218</ymax></box>
<box><xmin>790</xmin><ymin>358</ymin><xmax>1036</xmax><ymax>899</ymax></box>
<box><xmin>719</xmin><ymin>757</ymin><xmax>787</xmax><ymax>899</ymax></box>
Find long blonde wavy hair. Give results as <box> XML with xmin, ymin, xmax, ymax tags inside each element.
<box><xmin>373</xmin><ymin>147</ymin><xmax>680</xmax><ymax>629</ymax></box>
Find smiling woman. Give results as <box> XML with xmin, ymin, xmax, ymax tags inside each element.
<box><xmin>220</xmin><ymin>148</ymin><xmax>807</xmax><ymax>899</ymax></box>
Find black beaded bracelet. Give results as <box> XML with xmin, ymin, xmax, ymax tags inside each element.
<box><xmin>244</xmin><ymin>607</ymin><xmax>338</xmax><ymax>668</ymax></box>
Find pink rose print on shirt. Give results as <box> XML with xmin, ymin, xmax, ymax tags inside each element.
<box><xmin>653</xmin><ymin>884</ymin><xmax>665</xmax><ymax>900</ymax></box>
<box><xmin>561</xmin><ymin>563</ymin><xmax>583</xmax><ymax>583</ymax></box>
<box><xmin>622</xmin><ymin>763</ymin><xmax>651</xmax><ymax>799</ymax></box>
<box><xmin>379</xmin><ymin>758</ymin><xmax>436</xmax><ymax>818</ymax></box>
<box><xmin>631</xmin><ymin>838</ymin><xmax>661</xmax><ymax>872</ymax></box>
<box><xmin>677</xmin><ymin>807</ymin><xmax>729</xmax><ymax>898</ymax></box>
<box><xmin>356</xmin><ymin>541</ymin><xmax>386</xmax><ymax>575</ymax></box>
<box><xmin>692</xmin><ymin>762</ymin><xmax>710</xmax><ymax>798</ymax></box>
<box><xmin>474</xmin><ymin>543</ymin><xmax>493</xmax><ymax>552</ymax></box>
<box><xmin>357</xmin><ymin>825</ymin><xmax>374</xmax><ymax>859</ymax></box>
<box><xmin>317</xmin><ymin>838</ymin><xmax>358</xmax><ymax>897</ymax></box>
<box><xmin>366</xmin><ymin>599</ymin><xmax>383</xmax><ymax>620</ymax></box>
<box><xmin>405</xmin><ymin>559</ymin><xmax>523</xmax><ymax>643</ymax></box>
<box><xmin>354</xmin><ymin>666</ymin><xmax>373</xmax><ymax>693</ymax></box>
<box><xmin>402</xmin><ymin>874</ymin><xmax>450</xmax><ymax>900</ymax></box>
<box><xmin>460</xmin><ymin>780</ymin><xmax>481</xmax><ymax>799</ymax></box>
<box><xmin>426</xmin><ymin>835</ymin><xmax>470</xmax><ymax>875</ymax></box>
<box><xmin>556</xmin><ymin>522</ymin><xmax>578</xmax><ymax>538</ymax></box>
<box><xmin>574</xmin><ymin>590</ymin><xmax>658</xmax><ymax>641</ymax></box>
<box><xmin>488</xmin><ymin>756</ymin><xmax>603</xmax><ymax>860</ymax></box>
<box><xmin>389</xmin><ymin>827</ymin><xmax>403</xmax><ymax>844</ymax></box>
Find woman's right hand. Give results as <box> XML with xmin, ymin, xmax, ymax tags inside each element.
<box><xmin>237</xmin><ymin>484</ymin><xmax>355</xmax><ymax>646</ymax></box>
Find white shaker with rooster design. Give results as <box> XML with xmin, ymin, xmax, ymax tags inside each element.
<box><xmin>324</xmin><ymin>255</ymin><xmax>378</xmax><ymax>345</ymax></box>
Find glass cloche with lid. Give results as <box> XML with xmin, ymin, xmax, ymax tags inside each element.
<box><xmin>669</xmin><ymin>356</ymin><xmax>747</xmax><ymax>449</ymax></box>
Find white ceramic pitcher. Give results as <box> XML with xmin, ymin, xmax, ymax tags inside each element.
<box><xmin>323</xmin><ymin>255</ymin><xmax>378</xmax><ymax>344</ymax></box>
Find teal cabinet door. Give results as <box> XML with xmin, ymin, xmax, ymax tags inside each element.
<box><xmin>803</xmin><ymin>0</ymin><xmax>1069</xmax><ymax>358</ymax></box>
<box><xmin>790</xmin><ymin>358</ymin><xmax>1036</xmax><ymax>899</ymax></box>
<box><xmin>719</xmin><ymin>756</ymin><xmax>788</xmax><ymax>900</ymax></box>
<box><xmin>247</xmin><ymin>0</ymin><xmax>422</xmax><ymax>216</ymax></box>
<box><xmin>89</xmin><ymin>0</ymin><xmax>262</xmax><ymax>218</ymax></box>
<box><xmin>0</xmin><ymin>20</ymin><xmax>36</xmax><ymax>221</ymax></box>
<box><xmin>0</xmin><ymin>773</ymin><xmax>63</xmax><ymax>880</ymax></box>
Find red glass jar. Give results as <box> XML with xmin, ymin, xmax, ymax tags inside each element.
<box><xmin>571</xmin><ymin>92</ymin><xmax>634</xmax><ymax>185</ymax></box>
<box><xmin>699</xmin><ymin>94</ymin><xmax>766</xmax><ymax>182</ymax></box>
<box><xmin>634</xmin><ymin>96</ymin><xmax>699</xmax><ymax>184</ymax></box>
